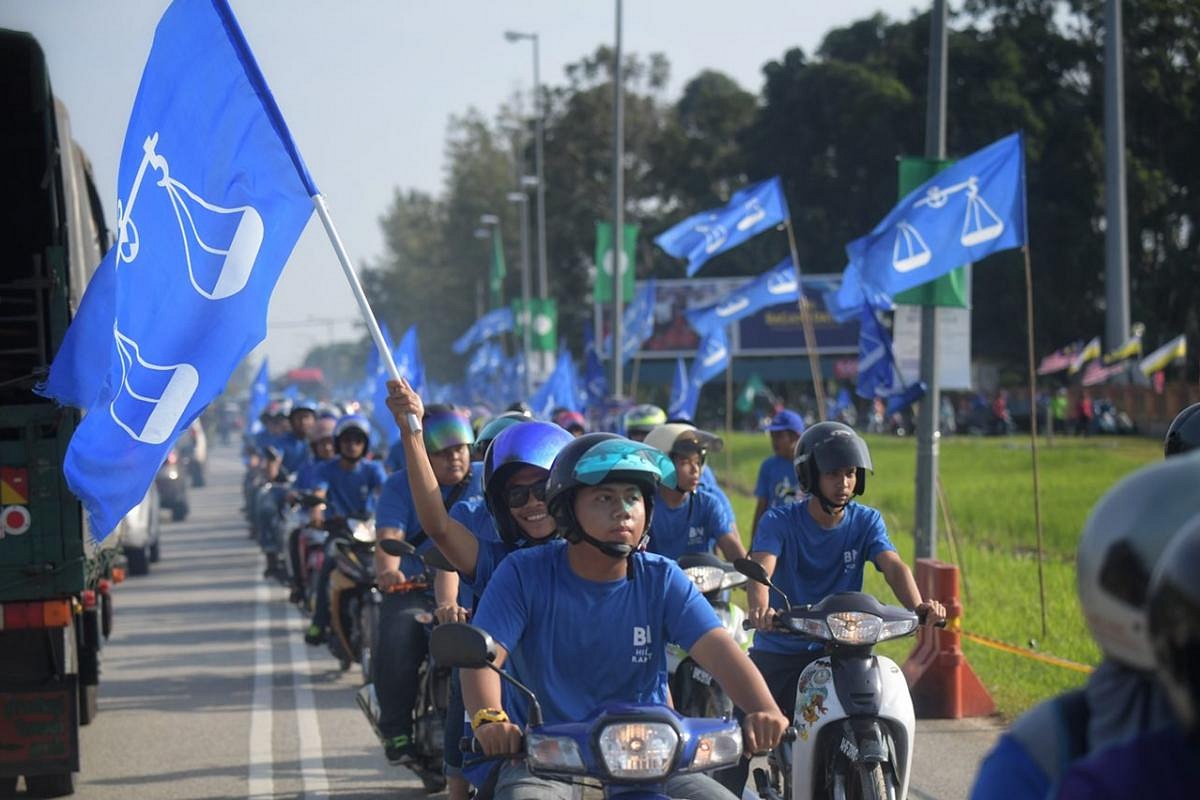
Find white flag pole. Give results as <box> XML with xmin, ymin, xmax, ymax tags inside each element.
<box><xmin>312</xmin><ymin>194</ymin><xmax>421</xmax><ymax>433</ymax></box>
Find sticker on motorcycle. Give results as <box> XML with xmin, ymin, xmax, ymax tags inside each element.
<box><xmin>795</xmin><ymin>658</ymin><xmax>833</xmax><ymax>741</ymax></box>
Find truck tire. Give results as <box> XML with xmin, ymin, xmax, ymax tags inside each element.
<box><xmin>78</xmin><ymin>682</ymin><xmax>98</xmax><ymax>726</ymax></box>
<box><xmin>124</xmin><ymin>545</ymin><xmax>150</xmax><ymax>576</ymax></box>
<box><xmin>855</xmin><ymin>761</ymin><xmax>890</xmax><ymax>800</ymax></box>
<box><xmin>24</xmin><ymin>772</ymin><xmax>75</xmax><ymax>798</ymax></box>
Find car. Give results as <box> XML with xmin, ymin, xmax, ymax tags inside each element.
<box><xmin>119</xmin><ymin>482</ymin><xmax>162</xmax><ymax>576</ymax></box>
<box><xmin>155</xmin><ymin>443</ymin><xmax>190</xmax><ymax>522</ymax></box>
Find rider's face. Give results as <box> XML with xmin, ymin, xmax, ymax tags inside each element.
<box><xmin>505</xmin><ymin>466</ymin><xmax>555</xmax><ymax>540</ymax></box>
<box><xmin>313</xmin><ymin>436</ymin><xmax>336</xmax><ymax>460</ymax></box>
<box><xmin>671</xmin><ymin>451</ymin><xmax>703</xmax><ymax>493</ymax></box>
<box><xmin>338</xmin><ymin>432</ymin><xmax>367</xmax><ymax>460</ymax></box>
<box><xmin>429</xmin><ymin>443</ymin><xmax>470</xmax><ymax>486</ymax></box>
<box><xmin>573</xmin><ymin>482</ymin><xmax>645</xmax><ymax>545</ymax></box>
<box><xmin>818</xmin><ymin>467</ymin><xmax>857</xmax><ymax>506</ymax></box>
<box><xmin>770</xmin><ymin>430</ymin><xmax>800</xmax><ymax>458</ymax></box>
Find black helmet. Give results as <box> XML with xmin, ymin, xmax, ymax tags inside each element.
<box><xmin>545</xmin><ymin>433</ymin><xmax>675</xmax><ymax>558</ymax></box>
<box><xmin>1147</xmin><ymin>510</ymin><xmax>1200</xmax><ymax>735</ymax></box>
<box><xmin>482</xmin><ymin>422</ymin><xmax>573</xmax><ymax>545</ymax></box>
<box><xmin>794</xmin><ymin>421</ymin><xmax>873</xmax><ymax>499</ymax></box>
<box><xmin>474</xmin><ymin>411</ymin><xmax>531</xmax><ymax>460</ymax></box>
<box><xmin>1165</xmin><ymin>403</ymin><xmax>1200</xmax><ymax>458</ymax></box>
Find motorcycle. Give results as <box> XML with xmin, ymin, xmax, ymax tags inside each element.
<box><xmin>355</xmin><ymin>537</ymin><xmax>454</xmax><ymax>793</ymax></box>
<box><xmin>325</xmin><ymin>514</ymin><xmax>378</xmax><ymax>670</ymax></box>
<box><xmin>735</xmin><ymin>558</ymin><xmax>940</xmax><ymax>800</ymax></box>
<box><xmin>284</xmin><ymin>492</ymin><xmax>328</xmax><ymax>610</ymax></box>
<box><xmin>431</xmin><ymin>622</ymin><xmax>746</xmax><ymax>800</ymax></box>
<box><xmin>669</xmin><ymin>552</ymin><xmax>750</xmax><ymax>720</ymax></box>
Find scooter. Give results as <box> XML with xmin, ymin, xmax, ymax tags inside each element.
<box><xmin>735</xmin><ymin>558</ymin><xmax>939</xmax><ymax>800</ymax></box>
<box><xmin>669</xmin><ymin>552</ymin><xmax>750</xmax><ymax>720</ymax></box>
<box><xmin>325</xmin><ymin>514</ymin><xmax>377</xmax><ymax>670</ymax></box>
<box><xmin>431</xmin><ymin>622</ymin><xmax>746</xmax><ymax>800</ymax></box>
<box><xmin>356</xmin><ymin>538</ymin><xmax>454</xmax><ymax>794</ymax></box>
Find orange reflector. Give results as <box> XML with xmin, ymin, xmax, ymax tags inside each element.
<box><xmin>42</xmin><ymin>599</ymin><xmax>72</xmax><ymax>628</ymax></box>
<box><xmin>81</xmin><ymin>590</ymin><xmax>97</xmax><ymax>610</ymax></box>
<box><xmin>111</xmin><ymin>567</ymin><xmax>126</xmax><ymax>583</ymax></box>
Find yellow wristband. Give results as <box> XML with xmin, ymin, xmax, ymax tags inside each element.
<box><xmin>471</xmin><ymin>707</ymin><xmax>509</xmax><ymax>730</ymax></box>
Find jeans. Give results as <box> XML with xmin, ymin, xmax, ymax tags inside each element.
<box><xmin>374</xmin><ymin>589</ymin><xmax>435</xmax><ymax>739</ymax></box>
<box><xmin>254</xmin><ymin>484</ymin><xmax>289</xmax><ymax>554</ymax></box>
<box><xmin>309</xmin><ymin>555</ymin><xmax>336</xmax><ymax>629</ymax></box>
<box><xmin>490</xmin><ymin>762</ymin><xmax>735</xmax><ymax>800</ymax></box>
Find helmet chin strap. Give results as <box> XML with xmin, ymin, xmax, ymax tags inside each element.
<box><xmin>578</xmin><ymin>530</ymin><xmax>636</xmax><ymax>559</ymax></box>
<box><xmin>813</xmin><ymin>486</ymin><xmax>849</xmax><ymax>516</ymax></box>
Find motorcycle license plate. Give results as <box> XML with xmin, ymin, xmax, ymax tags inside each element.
<box><xmin>691</xmin><ymin>665</ymin><xmax>714</xmax><ymax>686</ymax></box>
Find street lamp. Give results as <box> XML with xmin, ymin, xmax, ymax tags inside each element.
<box><xmin>503</xmin><ymin>30</ymin><xmax>547</xmax><ymax>306</ymax></box>
<box><xmin>472</xmin><ymin>227</ymin><xmax>491</xmax><ymax>318</ymax></box>
<box><xmin>506</xmin><ymin>190</ymin><xmax>533</xmax><ymax>399</ymax></box>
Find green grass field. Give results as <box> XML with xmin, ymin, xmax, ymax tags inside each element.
<box><xmin>713</xmin><ymin>431</ymin><xmax>1162</xmax><ymax>719</ymax></box>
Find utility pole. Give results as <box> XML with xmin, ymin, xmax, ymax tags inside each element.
<box><xmin>1103</xmin><ymin>0</ymin><xmax>1130</xmax><ymax>351</ymax></box>
<box><xmin>610</xmin><ymin>0</ymin><xmax>625</xmax><ymax>397</ymax></box>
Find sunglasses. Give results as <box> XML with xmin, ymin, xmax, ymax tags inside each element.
<box><xmin>505</xmin><ymin>481</ymin><xmax>548</xmax><ymax>508</ymax></box>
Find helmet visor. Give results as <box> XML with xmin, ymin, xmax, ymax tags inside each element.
<box><xmin>424</xmin><ymin>413</ymin><xmax>474</xmax><ymax>452</ymax></box>
<box><xmin>571</xmin><ymin>439</ymin><xmax>677</xmax><ymax>489</ymax></box>
<box><xmin>489</xmin><ymin>422</ymin><xmax>573</xmax><ymax>474</ymax></box>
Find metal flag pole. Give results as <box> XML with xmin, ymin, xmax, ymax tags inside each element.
<box><xmin>1023</xmin><ymin>243</ymin><xmax>1048</xmax><ymax>637</ymax></box>
<box><xmin>724</xmin><ymin>352</ymin><xmax>734</xmax><ymax>476</ymax></box>
<box><xmin>783</xmin><ymin>217</ymin><xmax>827</xmax><ymax>420</ymax></box>
<box><xmin>312</xmin><ymin>194</ymin><xmax>420</xmax><ymax>433</ymax></box>
<box><xmin>610</xmin><ymin>0</ymin><xmax>626</xmax><ymax>398</ymax></box>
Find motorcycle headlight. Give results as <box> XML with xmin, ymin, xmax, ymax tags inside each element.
<box><xmin>682</xmin><ymin>565</ymin><xmax>724</xmax><ymax>594</ymax></box>
<box><xmin>880</xmin><ymin>617</ymin><xmax>918</xmax><ymax>640</ymax></box>
<box><xmin>526</xmin><ymin>732</ymin><xmax>585</xmax><ymax>774</ymax></box>
<box><xmin>598</xmin><ymin>722</ymin><xmax>679</xmax><ymax>779</ymax></box>
<box><xmin>352</xmin><ymin>521</ymin><xmax>376</xmax><ymax>543</ymax></box>
<box><xmin>825</xmin><ymin>612</ymin><xmax>883</xmax><ymax>645</ymax></box>
<box><xmin>688</xmin><ymin>723</ymin><xmax>742</xmax><ymax>771</ymax></box>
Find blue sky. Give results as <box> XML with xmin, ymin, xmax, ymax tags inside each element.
<box><xmin>8</xmin><ymin>0</ymin><xmax>931</xmax><ymax>371</ymax></box>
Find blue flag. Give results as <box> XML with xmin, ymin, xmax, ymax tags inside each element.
<box><xmin>396</xmin><ymin>325</ymin><xmax>426</xmax><ymax>398</ymax></box>
<box><xmin>37</xmin><ymin>0</ymin><xmax>315</xmax><ymax>539</ymax></box>
<box><xmin>530</xmin><ymin>345</ymin><xmax>580</xmax><ymax>418</ymax></box>
<box><xmin>849</xmin><ymin>133</ymin><xmax>1026</xmax><ymax>299</ymax></box>
<box><xmin>856</xmin><ymin>304</ymin><xmax>925</xmax><ymax>414</ymax></box>
<box><xmin>824</xmin><ymin>260</ymin><xmax>896</xmax><ymax>324</ymax></box>
<box><xmin>605</xmin><ymin>278</ymin><xmax>657</xmax><ymax>364</ymax></box>
<box><xmin>654</xmin><ymin>177</ymin><xmax>788</xmax><ymax>276</ymax></box>
<box><xmin>375</xmin><ymin>324</ymin><xmax>423</xmax><ymax>446</ymax></box>
<box><xmin>245</xmin><ymin>358</ymin><xmax>269</xmax><ymax>433</ymax></box>
<box><xmin>688</xmin><ymin>326</ymin><xmax>730</xmax><ymax>390</ymax></box>
<box><xmin>583</xmin><ymin>329</ymin><xmax>608</xmax><ymax>413</ymax></box>
<box><xmin>668</xmin><ymin>357</ymin><xmax>696</xmax><ymax>421</ymax></box>
<box><xmin>686</xmin><ymin>257</ymin><xmax>799</xmax><ymax>338</ymax></box>
<box><xmin>452</xmin><ymin>307</ymin><xmax>514</xmax><ymax>355</ymax></box>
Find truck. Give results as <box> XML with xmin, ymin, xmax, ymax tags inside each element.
<box><xmin>0</xmin><ymin>28</ymin><xmax>129</xmax><ymax>797</ymax></box>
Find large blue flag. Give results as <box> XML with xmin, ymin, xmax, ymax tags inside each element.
<box><xmin>38</xmin><ymin>0</ymin><xmax>315</xmax><ymax>538</ymax></box>
<box><xmin>849</xmin><ymin>133</ymin><xmax>1026</xmax><ymax>299</ymax></box>
<box><xmin>654</xmin><ymin>177</ymin><xmax>787</xmax><ymax>276</ymax></box>
<box><xmin>605</xmin><ymin>278</ymin><xmax>657</xmax><ymax>364</ymax></box>
<box><xmin>688</xmin><ymin>326</ymin><xmax>730</xmax><ymax>390</ymax></box>
<box><xmin>668</xmin><ymin>357</ymin><xmax>696</xmax><ymax>421</ymax></box>
<box><xmin>375</xmin><ymin>324</ymin><xmax>424</xmax><ymax>446</ymax></box>
<box><xmin>824</xmin><ymin>260</ymin><xmax>896</xmax><ymax>323</ymax></box>
<box><xmin>856</xmin><ymin>304</ymin><xmax>926</xmax><ymax>415</ymax></box>
<box><xmin>530</xmin><ymin>345</ymin><xmax>580</xmax><ymax>418</ymax></box>
<box><xmin>245</xmin><ymin>358</ymin><xmax>269</xmax><ymax>433</ymax></box>
<box><xmin>583</xmin><ymin>329</ymin><xmax>608</xmax><ymax>413</ymax></box>
<box><xmin>452</xmin><ymin>307</ymin><xmax>514</xmax><ymax>355</ymax></box>
<box><xmin>686</xmin><ymin>257</ymin><xmax>799</xmax><ymax>338</ymax></box>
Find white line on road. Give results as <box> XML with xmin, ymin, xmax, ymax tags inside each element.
<box><xmin>248</xmin><ymin>579</ymin><xmax>274</xmax><ymax>798</ymax></box>
<box><xmin>289</xmin><ymin>615</ymin><xmax>330</xmax><ymax>797</ymax></box>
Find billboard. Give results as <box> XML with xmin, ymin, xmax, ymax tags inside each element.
<box><xmin>633</xmin><ymin>275</ymin><xmax>859</xmax><ymax>358</ymax></box>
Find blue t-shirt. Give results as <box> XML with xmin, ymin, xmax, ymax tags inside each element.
<box><xmin>385</xmin><ymin>440</ymin><xmax>407</xmax><ymax>473</ymax></box>
<box><xmin>294</xmin><ymin>458</ymin><xmax>332</xmax><ymax>492</ymax></box>
<box><xmin>448</xmin><ymin>496</ymin><xmax>503</xmax><ymax>608</ymax></box>
<box><xmin>313</xmin><ymin>458</ymin><xmax>387</xmax><ymax>518</ymax></box>
<box><xmin>471</xmin><ymin>541</ymin><xmax>722</xmax><ymax>727</ymax></box>
<box><xmin>1055</xmin><ymin>725</ymin><xmax>1197</xmax><ymax>800</ymax></box>
<box><xmin>970</xmin><ymin>734</ymin><xmax>1052</xmax><ymax>800</ymax></box>
<box><xmin>754</xmin><ymin>455</ymin><xmax>804</xmax><ymax>509</ymax></box>
<box><xmin>275</xmin><ymin>432</ymin><xmax>311</xmax><ymax>476</ymax></box>
<box><xmin>647</xmin><ymin>490</ymin><xmax>733</xmax><ymax>560</ymax></box>
<box><xmin>376</xmin><ymin>468</ymin><xmax>484</xmax><ymax>578</ymax></box>
<box><xmin>750</xmin><ymin>501</ymin><xmax>896</xmax><ymax>655</ymax></box>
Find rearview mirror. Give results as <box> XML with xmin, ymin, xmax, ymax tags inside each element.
<box><xmin>378</xmin><ymin>538</ymin><xmax>415</xmax><ymax>557</ymax></box>
<box><xmin>430</xmin><ymin>623</ymin><xmax>496</xmax><ymax>669</ymax></box>
<box><xmin>734</xmin><ymin>558</ymin><xmax>769</xmax><ymax>585</ymax></box>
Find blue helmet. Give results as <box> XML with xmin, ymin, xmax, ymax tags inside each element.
<box><xmin>483</xmin><ymin>421</ymin><xmax>573</xmax><ymax>545</ymax></box>
<box><xmin>333</xmin><ymin>414</ymin><xmax>372</xmax><ymax>450</ymax></box>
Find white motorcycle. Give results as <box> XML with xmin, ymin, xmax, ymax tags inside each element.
<box><xmin>735</xmin><ymin>558</ymin><xmax>938</xmax><ymax>800</ymax></box>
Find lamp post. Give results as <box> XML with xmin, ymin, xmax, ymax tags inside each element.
<box><xmin>507</xmin><ymin>190</ymin><xmax>533</xmax><ymax>399</ymax></box>
<box><xmin>472</xmin><ymin>227</ymin><xmax>489</xmax><ymax>318</ymax></box>
<box><xmin>503</xmin><ymin>30</ymin><xmax>547</xmax><ymax>305</ymax></box>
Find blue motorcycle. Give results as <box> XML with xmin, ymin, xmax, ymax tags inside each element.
<box><xmin>430</xmin><ymin>622</ymin><xmax>745</xmax><ymax>799</ymax></box>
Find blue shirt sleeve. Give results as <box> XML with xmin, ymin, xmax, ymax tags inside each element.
<box><xmin>858</xmin><ymin>506</ymin><xmax>896</xmax><ymax>567</ymax></box>
<box><xmin>969</xmin><ymin>734</ymin><xmax>1049</xmax><ymax>800</ymax></box>
<box><xmin>660</xmin><ymin>559</ymin><xmax>722</xmax><ymax>651</ymax></box>
<box><xmin>751</xmin><ymin>506</ymin><xmax>788</xmax><ymax>555</ymax></box>
<box><xmin>375</xmin><ymin>471</ymin><xmax>415</xmax><ymax>533</ymax></box>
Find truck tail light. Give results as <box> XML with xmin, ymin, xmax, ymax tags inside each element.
<box><xmin>0</xmin><ymin>599</ymin><xmax>73</xmax><ymax>630</ymax></box>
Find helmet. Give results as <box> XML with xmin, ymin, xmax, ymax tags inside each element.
<box><xmin>333</xmin><ymin>414</ymin><xmax>372</xmax><ymax>447</ymax></box>
<box><xmin>793</xmin><ymin>421</ymin><xmax>872</xmax><ymax>497</ymax></box>
<box><xmin>1164</xmin><ymin>403</ymin><xmax>1200</xmax><ymax>458</ymax></box>
<box><xmin>264</xmin><ymin>399</ymin><xmax>290</xmax><ymax>420</ymax></box>
<box><xmin>1076</xmin><ymin>452</ymin><xmax>1200</xmax><ymax>670</ymax></box>
<box><xmin>474</xmin><ymin>412</ymin><xmax>530</xmax><ymax>460</ymax></box>
<box><xmin>623</xmin><ymin>404</ymin><xmax>667</xmax><ymax>437</ymax></box>
<box><xmin>545</xmin><ymin>433</ymin><xmax>676</xmax><ymax>556</ymax></box>
<box><xmin>483</xmin><ymin>422</ymin><xmax>574</xmax><ymax>545</ymax></box>
<box><xmin>552</xmin><ymin>409</ymin><xmax>588</xmax><ymax>434</ymax></box>
<box><xmin>309</xmin><ymin>416</ymin><xmax>337</xmax><ymax>443</ymax></box>
<box><xmin>506</xmin><ymin>401</ymin><xmax>533</xmax><ymax>418</ymax></box>
<box><xmin>1147</xmin><ymin>512</ymin><xmax>1200</xmax><ymax>734</ymax></box>
<box><xmin>643</xmin><ymin>423</ymin><xmax>723</xmax><ymax>468</ymax></box>
<box><xmin>422</xmin><ymin>405</ymin><xmax>474</xmax><ymax>453</ymax></box>
<box><xmin>289</xmin><ymin>401</ymin><xmax>316</xmax><ymax>420</ymax></box>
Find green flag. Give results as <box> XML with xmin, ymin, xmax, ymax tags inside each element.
<box><xmin>893</xmin><ymin>156</ymin><xmax>968</xmax><ymax>308</ymax></box>
<box><xmin>489</xmin><ymin>228</ymin><xmax>506</xmax><ymax>309</ymax></box>
<box><xmin>594</xmin><ymin>220</ymin><xmax>637</xmax><ymax>303</ymax></box>
<box><xmin>512</xmin><ymin>298</ymin><xmax>557</xmax><ymax>352</ymax></box>
<box><xmin>736</xmin><ymin>373</ymin><xmax>766</xmax><ymax>414</ymax></box>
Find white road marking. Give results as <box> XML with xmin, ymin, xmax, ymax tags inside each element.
<box><xmin>289</xmin><ymin>615</ymin><xmax>330</xmax><ymax>797</ymax></box>
<box><xmin>248</xmin><ymin>579</ymin><xmax>274</xmax><ymax>798</ymax></box>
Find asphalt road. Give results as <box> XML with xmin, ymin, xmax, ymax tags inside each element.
<box><xmin>64</xmin><ymin>444</ymin><xmax>1001</xmax><ymax>799</ymax></box>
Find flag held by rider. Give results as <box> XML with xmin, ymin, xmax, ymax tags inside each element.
<box><xmin>847</xmin><ymin>132</ymin><xmax>1026</xmax><ymax>300</ymax></box>
<box><xmin>654</xmin><ymin>176</ymin><xmax>787</xmax><ymax>277</ymax></box>
<box><xmin>38</xmin><ymin>0</ymin><xmax>315</xmax><ymax>539</ymax></box>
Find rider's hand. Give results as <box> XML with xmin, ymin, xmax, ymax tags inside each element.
<box><xmin>742</xmin><ymin>709</ymin><xmax>790</xmax><ymax>755</ymax></box>
<box><xmin>748</xmin><ymin>606</ymin><xmax>778</xmax><ymax>631</ymax></box>
<box><xmin>386</xmin><ymin>379</ymin><xmax>424</xmax><ymax>431</ymax></box>
<box><xmin>435</xmin><ymin>604</ymin><xmax>470</xmax><ymax>624</ymax></box>
<box><xmin>377</xmin><ymin>570</ymin><xmax>405</xmax><ymax>590</ymax></box>
<box><xmin>473</xmin><ymin>721</ymin><xmax>523</xmax><ymax>757</ymax></box>
<box><xmin>916</xmin><ymin>599</ymin><xmax>947</xmax><ymax>624</ymax></box>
